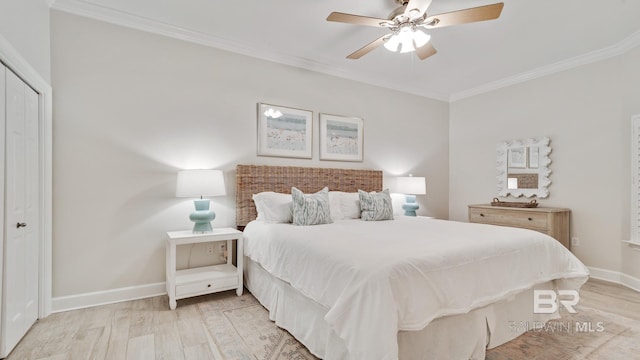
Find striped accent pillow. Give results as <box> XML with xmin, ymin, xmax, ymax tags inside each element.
<box><xmin>358</xmin><ymin>189</ymin><xmax>394</xmax><ymax>221</ymax></box>
<box><xmin>292</xmin><ymin>187</ymin><xmax>333</xmax><ymax>226</ymax></box>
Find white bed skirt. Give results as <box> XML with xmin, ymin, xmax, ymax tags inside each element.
<box><xmin>244</xmin><ymin>256</ymin><xmax>558</xmax><ymax>360</ymax></box>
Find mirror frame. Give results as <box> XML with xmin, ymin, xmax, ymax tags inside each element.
<box><xmin>496</xmin><ymin>137</ymin><xmax>551</xmax><ymax>198</ymax></box>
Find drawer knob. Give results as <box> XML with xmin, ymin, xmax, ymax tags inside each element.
<box><xmin>480</xmin><ymin>213</ymin><xmax>485</xmax><ymax>217</ymax></box>
<box><xmin>207</xmin><ymin>284</ymin><xmax>211</xmax><ymax>288</ymax></box>
<box><xmin>528</xmin><ymin>217</ymin><xmax>533</xmax><ymax>221</ymax></box>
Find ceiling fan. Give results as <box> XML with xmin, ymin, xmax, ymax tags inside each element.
<box><xmin>326</xmin><ymin>0</ymin><xmax>504</xmax><ymax>60</ymax></box>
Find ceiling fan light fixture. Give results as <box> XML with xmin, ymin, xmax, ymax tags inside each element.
<box><xmin>397</xmin><ymin>27</ymin><xmax>415</xmax><ymax>53</ymax></box>
<box><xmin>384</xmin><ymin>27</ymin><xmax>429</xmax><ymax>53</ymax></box>
<box><xmin>383</xmin><ymin>34</ymin><xmax>401</xmax><ymax>52</ymax></box>
<box><xmin>413</xmin><ymin>29</ymin><xmax>431</xmax><ymax>48</ymax></box>
<box><xmin>399</xmin><ymin>37</ymin><xmax>416</xmax><ymax>53</ymax></box>
<box><xmin>398</xmin><ymin>26</ymin><xmax>431</xmax><ymax>53</ymax></box>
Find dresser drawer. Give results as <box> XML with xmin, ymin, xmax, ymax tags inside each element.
<box><xmin>468</xmin><ymin>204</ymin><xmax>571</xmax><ymax>249</ymax></box>
<box><xmin>469</xmin><ymin>207</ymin><xmax>548</xmax><ymax>229</ymax></box>
<box><xmin>175</xmin><ymin>276</ymin><xmax>238</xmax><ymax>297</ymax></box>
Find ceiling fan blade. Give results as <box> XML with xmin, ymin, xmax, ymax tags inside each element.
<box><xmin>415</xmin><ymin>42</ymin><xmax>437</xmax><ymax>60</ymax></box>
<box><xmin>404</xmin><ymin>0</ymin><xmax>433</xmax><ymax>18</ymax></box>
<box><xmin>346</xmin><ymin>35</ymin><xmax>388</xmax><ymax>59</ymax></box>
<box><xmin>424</xmin><ymin>3</ymin><xmax>504</xmax><ymax>29</ymax></box>
<box><xmin>327</xmin><ymin>12</ymin><xmax>389</xmax><ymax>27</ymax></box>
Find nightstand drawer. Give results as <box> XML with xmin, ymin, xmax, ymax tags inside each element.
<box><xmin>469</xmin><ymin>207</ymin><xmax>548</xmax><ymax>229</ymax></box>
<box><xmin>176</xmin><ymin>276</ymin><xmax>238</xmax><ymax>297</ymax></box>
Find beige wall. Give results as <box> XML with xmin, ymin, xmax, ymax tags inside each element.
<box><xmin>450</xmin><ymin>47</ymin><xmax>640</xmax><ymax>279</ymax></box>
<box><xmin>50</xmin><ymin>11</ymin><xmax>449</xmax><ymax>297</ymax></box>
<box><xmin>0</xmin><ymin>0</ymin><xmax>51</xmax><ymax>82</ymax></box>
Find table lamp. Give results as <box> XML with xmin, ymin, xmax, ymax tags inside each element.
<box><xmin>176</xmin><ymin>169</ymin><xmax>226</xmax><ymax>232</ymax></box>
<box><xmin>396</xmin><ymin>175</ymin><xmax>426</xmax><ymax>216</ymax></box>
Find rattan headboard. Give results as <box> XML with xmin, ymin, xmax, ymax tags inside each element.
<box><xmin>236</xmin><ymin>164</ymin><xmax>383</xmax><ymax>228</ymax></box>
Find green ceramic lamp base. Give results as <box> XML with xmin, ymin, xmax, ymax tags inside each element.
<box><xmin>402</xmin><ymin>194</ymin><xmax>419</xmax><ymax>216</ymax></box>
<box><xmin>190</xmin><ymin>199</ymin><xmax>216</xmax><ymax>233</ymax></box>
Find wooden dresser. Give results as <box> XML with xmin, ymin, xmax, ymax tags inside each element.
<box><xmin>468</xmin><ymin>204</ymin><xmax>571</xmax><ymax>249</ymax></box>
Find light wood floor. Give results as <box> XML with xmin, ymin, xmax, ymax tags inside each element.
<box><xmin>578</xmin><ymin>278</ymin><xmax>640</xmax><ymax>321</ymax></box>
<box><xmin>5</xmin><ymin>279</ymin><xmax>640</xmax><ymax>359</ymax></box>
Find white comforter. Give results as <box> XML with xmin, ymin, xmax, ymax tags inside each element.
<box><xmin>243</xmin><ymin>217</ymin><xmax>589</xmax><ymax>360</ymax></box>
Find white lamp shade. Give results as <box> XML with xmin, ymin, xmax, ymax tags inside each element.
<box><xmin>396</xmin><ymin>176</ymin><xmax>426</xmax><ymax>195</ymax></box>
<box><xmin>384</xmin><ymin>34</ymin><xmax>400</xmax><ymax>52</ymax></box>
<box><xmin>176</xmin><ymin>169</ymin><xmax>226</xmax><ymax>198</ymax></box>
<box><xmin>413</xmin><ymin>29</ymin><xmax>431</xmax><ymax>48</ymax></box>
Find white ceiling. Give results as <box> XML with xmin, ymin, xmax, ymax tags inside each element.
<box><xmin>50</xmin><ymin>0</ymin><xmax>640</xmax><ymax>101</ymax></box>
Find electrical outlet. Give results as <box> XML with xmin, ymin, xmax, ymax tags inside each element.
<box><xmin>571</xmin><ymin>237</ymin><xmax>579</xmax><ymax>247</ymax></box>
<box><xmin>218</xmin><ymin>243</ymin><xmax>228</xmax><ymax>262</ymax></box>
<box><xmin>206</xmin><ymin>244</ymin><xmax>215</xmax><ymax>254</ymax></box>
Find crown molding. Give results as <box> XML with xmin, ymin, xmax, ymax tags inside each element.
<box><xmin>49</xmin><ymin>0</ymin><xmax>449</xmax><ymax>102</ymax></box>
<box><xmin>450</xmin><ymin>29</ymin><xmax>640</xmax><ymax>102</ymax></box>
<box><xmin>49</xmin><ymin>0</ymin><xmax>639</xmax><ymax>103</ymax></box>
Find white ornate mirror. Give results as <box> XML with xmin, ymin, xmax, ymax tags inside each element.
<box><xmin>496</xmin><ymin>137</ymin><xmax>551</xmax><ymax>198</ymax></box>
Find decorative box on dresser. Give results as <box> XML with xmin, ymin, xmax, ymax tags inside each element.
<box><xmin>468</xmin><ymin>204</ymin><xmax>571</xmax><ymax>250</ymax></box>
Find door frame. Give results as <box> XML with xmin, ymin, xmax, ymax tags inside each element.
<box><xmin>0</xmin><ymin>34</ymin><xmax>53</xmax><ymax>318</ymax></box>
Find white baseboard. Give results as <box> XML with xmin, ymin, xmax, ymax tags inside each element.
<box><xmin>587</xmin><ymin>266</ymin><xmax>640</xmax><ymax>293</ymax></box>
<box><xmin>52</xmin><ymin>282</ymin><xmax>166</xmax><ymax>313</ymax></box>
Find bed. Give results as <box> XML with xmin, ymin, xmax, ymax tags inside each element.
<box><xmin>235</xmin><ymin>164</ymin><xmax>589</xmax><ymax>360</ymax></box>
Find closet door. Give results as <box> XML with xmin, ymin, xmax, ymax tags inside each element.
<box><xmin>23</xmin><ymin>70</ymin><xmax>39</xmax><ymax>331</ymax></box>
<box><xmin>0</xmin><ymin>64</ymin><xmax>5</xmax><ymax>355</ymax></box>
<box><xmin>1</xmin><ymin>67</ymin><xmax>39</xmax><ymax>356</ymax></box>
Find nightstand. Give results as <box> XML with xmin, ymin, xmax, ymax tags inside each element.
<box><xmin>165</xmin><ymin>228</ymin><xmax>243</xmax><ymax>310</ymax></box>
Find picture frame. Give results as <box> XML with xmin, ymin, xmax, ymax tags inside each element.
<box><xmin>257</xmin><ymin>103</ymin><xmax>313</xmax><ymax>159</ymax></box>
<box><xmin>319</xmin><ymin>113</ymin><xmax>364</xmax><ymax>162</ymax></box>
<box><xmin>508</xmin><ymin>147</ymin><xmax>527</xmax><ymax>168</ymax></box>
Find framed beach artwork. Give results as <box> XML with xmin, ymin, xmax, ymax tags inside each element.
<box><xmin>257</xmin><ymin>103</ymin><xmax>313</xmax><ymax>159</ymax></box>
<box><xmin>508</xmin><ymin>147</ymin><xmax>527</xmax><ymax>168</ymax></box>
<box><xmin>319</xmin><ymin>113</ymin><xmax>364</xmax><ymax>162</ymax></box>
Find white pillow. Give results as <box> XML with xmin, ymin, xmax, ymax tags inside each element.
<box><xmin>252</xmin><ymin>192</ymin><xmax>293</xmax><ymax>223</ymax></box>
<box><xmin>338</xmin><ymin>192</ymin><xmax>361</xmax><ymax>219</ymax></box>
<box><xmin>329</xmin><ymin>192</ymin><xmax>345</xmax><ymax>220</ymax></box>
<box><xmin>329</xmin><ymin>191</ymin><xmax>361</xmax><ymax>220</ymax></box>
